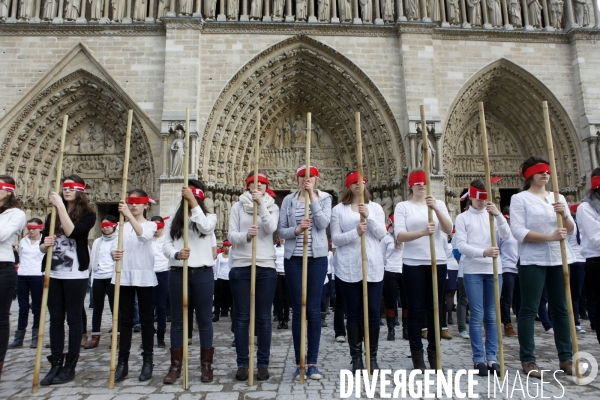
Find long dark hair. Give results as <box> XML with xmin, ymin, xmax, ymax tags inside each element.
<box><xmin>170</xmin><ymin>179</ymin><xmax>208</xmax><ymax>240</ymax></box>
<box><xmin>0</xmin><ymin>175</ymin><xmax>19</xmax><ymax>213</ymax></box>
<box><xmin>340</xmin><ymin>171</ymin><xmax>371</xmax><ymax>205</ymax></box>
<box><xmin>588</xmin><ymin>167</ymin><xmax>600</xmax><ymax>202</ymax></box>
<box><xmin>466</xmin><ymin>179</ymin><xmax>486</xmax><ymax>208</ymax></box>
<box><xmin>58</xmin><ymin>175</ymin><xmax>94</xmax><ymax>233</ymax></box>
<box><xmin>520</xmin><ymin>156</ymin><xmax>550</xmax><ymax>191</ymax></box>
<box><xmin>128</xmin><ymin>188</ymin><xmax>150</xmax><ymax>218</ymax></box>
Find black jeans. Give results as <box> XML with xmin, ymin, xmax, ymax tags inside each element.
<box><xmin>17</xmin><ymin>275</ymin><xmax>43</xmax><ymax>331</ymax></box>
<box><xmin>119</xmin><ymin>286</ymin><xmax>154</xmax><ymax>358</ymax></box>
<box><xmin>585</xmin><ymin>258</ymin><xmax>600</xmax><ymax>344</ymax></box>
<box><xmin>403</xmin><ymin>264</ymin><xmax>447</xmax><ymax>352</ymax></box>
<box><xmin>0</xmin><ymin>264</ymin><xmax>16</xmax><ymax>362</ymax></box>
<box><xmin>383</xmin><ymin>271</ymin><xmax>407</xmax><ymax>313</ymax></box>
<box><xmin>153</xmin><ymin>271</ymin><xmax>169</xmax><ymax>332</ymax></box>
<box><xmin>169</xmin><ymin>267</ymin><xmax>214</xmax><ymax>349</ymax></box>
<box><xmin>334</xmin><ymin>278</ymin><xmax>346</xmax><ymax>337</ymax></box>
<box><xmin>569</xmin><ymin>262</ymin><xmax>586</xmax><ymax>326</ymax></box>
<box><xmin>91</xmin><ymin>278</ymin><xmax>115</xmax><ymax>333</ymax></box>
<box><xmin>273</xmin><ymin>274</ymin><xmax>291</xmax><ymax>323</ymax></box>
<box><xmin>213</xmin><ymin>278</ymin><xmax>232</xmax><ymax>317</ymax></box>
<box><xmin>337</xmin><ymin>278</ymin><xmax>384</xmax><ymax>327</ymax></box>
<box><xmin>48</xmin><ymin>278</ymin><xmax>87</xmax><ymax>357</ymax></box>
<box><xmin>500</xmin><ymin>272</ymin><xmax>518</xmax><ymax>325</ymax></box>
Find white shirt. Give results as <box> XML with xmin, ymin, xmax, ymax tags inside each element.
<box><xmin>327</xmin><ymin>250</ymin><xmax>334</xmax><ymax>274</ymax></box>
<box><xmin>576</xmin><ymin>202</ymin><xmax>600</xmax><ymax>259</ymax></box>
<box><xmin>0</xmin><ymin>208</ymin><xmax>26</xmax><ymax>263</ymax></box>
<box><xmin>90</xmin><ymin>236</ymin><xmax>116</xmax><ymax>280</ymax></box>
<box><xmin>214</xmin><ymin>253</ymin><xmax>231</xmax><ymax>280</ymax></box>
<box><xmin>454</xmin><ymin>207</ymin><xmax>511</xmax><ymax>275</ymax></box>
<box><xmin>111</xmin><ymin>221</ymin><xmax>157</xmax><ymax>287</ymax></box>
<box><xmin>381</xmin><ymin>233</ymin><xmax>403</xmax><ymax>273</ymax></box>
<box><xmin>50</xmin><ymin>234</ymin><xmax>88</xmax><ymax>280</ymax></box>
<box><xmin>567</xmin><ymin>222</ymin><xmax>585</xmax><ymax>263</ymax></box>
<box><xmin>498</xmin><ymin>233</ymin><xmax>519</xmax><ymax>274</ymax></box>
<box><xmin>446</xmin><ymin>242</ymin><xmax>459</xmax><ymax>271</ymax></box>
<box><xmin>510</xmin><ymin>191</ymin><xmax>575</xmax><ymax>266</ymax></box>
<box><xmin>18</xmin><ymin>237</ymin><xmax>44</xmax><ymax>276</ymax></box>
<box><xmin>394</xmin><ymin>200</ymin><xmax>452</xmax><ymax>266</ymax></box>
<box><xmin>275</xmin><ymin>245</ymin><xmax>285</xmax><ymax>273</ymax></box>
<box><xmin>331</xmin><ymin>202</ymin><xmax>387</xmax><ymax>283</ymax></box>
<box><xmin>153</xmin><ymin>234</ymin><xmax>170</xmax><ymax>273</ymax></box>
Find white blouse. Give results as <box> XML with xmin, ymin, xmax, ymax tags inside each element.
<box><xmin>381</xmin><ymin>233</ymin><xmax>403</xmax><ymax>274</ymax></box>
<box><xmin>18</xmin><ymin>237</ymin><xmax>44</xmax><ymax>276</ymax></box>
<box><xmin>214</xmin><ymin>253</ymin><xmax>231</xmax><ymax>280</ymax></box>
<box><xmin>394</xmin><ymin>200</ymin><xmax>451</xmax><ymax>266</ymax></box>
<box><xmin>331</xmin><ymin>202</ymin><xmax>387</xmax><ymax>283</ymax></box>
<box><xmin>576</xmin><ymin>202</ymin><xmax>600</xmax><ymax>259</ymax></box>
<box><xmin>90</xmin><ymin>236</ymin><xmax>116</xmax><ymax>280</ymax></box>
<box><xmin>510</xmin><ymin>191</ymin><xmax>575</xmax><ymax>266</ymax></box>
<box><xmin>111</xmin><ymin>221</ymin><xmax>157</xmax><ymax>287</ymax></box>
<box><xmin>153</xmin><ymin>234</ymin><xmax>170</xmax><ymax>273</ymax></box>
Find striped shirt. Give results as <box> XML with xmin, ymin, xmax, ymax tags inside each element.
<box><xmin>293</xmin><ymin>201</ymin><xmax>313</xmax><ymax>257</ymax></box>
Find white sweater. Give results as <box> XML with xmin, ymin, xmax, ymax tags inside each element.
<box><xmin>381</xmin><ymin>233</ymin><xmax>403</xmax><ymax>273</ymax></box>
<box><xmin>111</xmin><ymin>221</ymin><xmax>157</xmax><ymax>287</ymax></box>
<box><xmin>454</xmin><ymin>207</ymin><xmax>511</xmax><ymax>275</ymax></box>
<box><xmin>576</xmin><ymin>202</ymin><xmax>600</xmax><ymax>259</ymax></box>
<box><xmin>0</xmin><ymin>208</ymin><xmax>26</xmax><ymax>263</ymax></box>
<box><xmin>90</xmin><ymin>235</ymin><xmax>116</xmax><ymax>280</ymax></box>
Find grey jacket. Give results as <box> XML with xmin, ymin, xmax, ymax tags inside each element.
<box><xmin>278</xmin><ymin>190</ymin><xmax>332</xmax><ymax>259</ymax></box>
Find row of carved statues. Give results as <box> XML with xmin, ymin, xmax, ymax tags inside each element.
<box><xmin>0</xmin><ymin>0</ymin><xmax>594</xmax><ymax>28</ymax></box>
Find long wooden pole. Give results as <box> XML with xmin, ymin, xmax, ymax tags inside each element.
<box><xmin>299</xmin><ymin>112</ymin><xmax>311</xmax><ymax>384</ymax></box>
<box><xmin>248</xmin><ymin>111</ymin><xmax>260</xmax><ymax>386</ymax></box>
<box><xmin>182</xmin><ymin>108</ymin><xmax>191</xmax><ymax>389</ymax></box>
<box><xmin>356</xmin><ymin>112</ymin><xmax>371</xmax><ymax>376</ymax></box>
<box><xmin>420</xmin><ymin>105</ymin><xmax>442</xmax><ymax>370</ymax></box>
<box><xmin>32</xmin><ymin>115</ymin><xmax>69</xmax><ymax>393</ymax></box>
<box><xmin>109</xmin><ymin>110</ymin><xmax>134</xmax><ymax>388</ymax></box>
<box><xmin>478</xmin><ymin>102</ymin><xmax>505</xmax><ymax>380</ymax></box>
<box><xmin>542</xmin><ymin>101</ymin><xmax>581</xmax><ymax>381</ymax></box>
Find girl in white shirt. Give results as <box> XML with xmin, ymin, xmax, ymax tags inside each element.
<box><xmin>394</xmin><ymin>169</ymin><xmax>452</xmax><ymax>372</ymax></box>
<box><xmin>150</xmin><ymin>216</ymin><xmax>169</xmax><ymax>348</ymax></box>
<box><xmin>162</xmin><ymin>180</ymin><xmax>217</xmax><ymax>384</ymax></box>
<box><xmin>9</xmin><ymin>218</ymin><xmax>44</xmax><ymax>349</ymax></box>
<box><xmin>510</xmin><ymin>156</ymin><xmax>575</xmax><ymax>378</ymax></box>
<box><xmin>85</xmin><ymin>215</ymin><xmax>118</xmax><ymax>349</ymax></box>
<box><xmin>454</xmin><ymin>179</ymin><xmax>511</xmax><ymax>376</ymax></box>
<box><xmin>110</xmin><ymin>189</ymin><xmax>157</xmax><ymax>383</ymax></box>
<box><xmin>212</xmin><ymin>241</ymin><xmax>232</xmax><ymax>322</ymax></box>
<box><xmin>576</xmin><ymin>168</ymin><xmax>600</xmax><ymax>344</ymax></box>
<box><xmin>331</xmin><ymin>171</ymin><xmax>387</xmax><ymax>373</ymax></box>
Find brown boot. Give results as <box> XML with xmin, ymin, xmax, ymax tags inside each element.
<box><xmin>504</xmin><ymin>324</ymin><xmax>517</xmax><ymax>337</ymax></box>
<box><xmin>200</xmin><ymin>347</ymin><xmax>214</xmax><ymax>382</ymax></box>
<box><xmin>85</xmin><ymin>335</ymin><xmax>100</xmax><ymax>349</ymax></box>
<box><xmin>522</xmin><ymin>361</ymin><xmax>541</xmax><ymax>378</ymax></box>
<box><xmin>163</xmin><ymin>348</ymin><xmax>183</xmax><ymax>384</ymax></box>
<box><xmin>559</xmin><ymin>360</ymin><xmax>573</xmax><ymax>376</ymax></box>
<box><xmin>80</xmin><ymin>334</ymin><xmax>88</xmax><ymax>348</ymax></box>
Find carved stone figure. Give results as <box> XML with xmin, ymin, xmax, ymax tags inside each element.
<box><xmin>381</xmin><ymin>190</ymin><xmax>393</xmax><ymax>220</ymax></box>
<box><xmin>447</xmin><ymin>0</ymin><xmax>461</xmax><ymax>24</ymax></box>
<box><xmin>549</xmin><ymin>0</ymin><xmax>563</xmax><ymax>28</ymax></box>
<box><xmin>227</xmin><ymin>0</ymin><xmax>239</xmax><ymax>19</ymax></box>
<box><xmin>428</xmin><ymin>0</ymin><xmax>440</xmax><ymax>21</ymax></box>
<box><xmin>112</xmin><ymin>0</ymin><xmax>126</xmax><ymax>21</ymax></box>
<box><xmin>180</xmin><ymin>0</ymin><xmax>193</xmax><ymax>15</ymax></box>
<box><xmin>224</xmin><ymin>194</ymin><xmax>232</xmax><ymax>229</ymax></box>
<box><xmin>359</xmin><ymin>0</ymin><xmax>372</xmax><ymax>22</ymax></box>
<box><xmin>273</xmin><ymin>0</ymin><xmax>284</xmax><ymax>18</ymax></box>
<box><xmin>573</xmin><ymin>0</ymin><xmax>589</xmax><ymax>27</ymax></box>
<box><xmin>293</xmin><ymin>113</ymin><xmax>306</xmax><ymax>144</ymax></box>
<box><xmin>65</xmin><ymin>0</ymin><xmax>80</xmax><ymax>19</ymax></box>
<box><xmin>18</xmin><ymin>0</ymin><xmax>34</xmax><ymax>19</ymax></box>
<box><xmin>170</xmin><ymin>128</ymin><xmax>185</xmax><ymax>177</ymax></box>
<box><xmin>0</xmin><ymin>0</ymin><xmax>9</xmax><ymax>20</ymax></box>
<box><xmin>487</xmin><ymin>0</ymin><xmax>502</xmax><ymax>26</ymax></box>
<box><xmin>508</xmin><ymin>0</ymin><xmax>522</xmax><ymax>26</ymax></box>
<box><xmin>90</xmin><ymin>0</ymin><xmax>103</xmax><ymax>19</ymax></box>
<box><xmin>214</xmin><ymin>193</ymin><xmax>224</xmax><ymax>230</ymax></box>
<box><xmin>134</xmin><ymin>0</ymin><xmax>147</xmax><ymax>20</ymax></box>
<box><xmin>296</xmin><ymin>0</ymin><xmax>307</xmax><ymax>20</ymax></box>
<box><xmin>272</xmin><ymin>124</ymin><xmax>282</xmax><ymax>148</ymax></box>
<box><xmin>417</xmin><ymin>137</ymin><xmax>436</xmax><ymax>173</ymax></box>
<box><xmin>392</xmin><ymin>188</ymin><xmax>403</xmax><ymax>206</ymax></box>
<box><xmin>338</xmin><ymin>0</ymin><xmax>352</xmax><ymax>21</ymax></box>
<box><xmin>318</xmin><ymin>0</ymin><xmax>329</xmax><ymax>21</ymax></box>
<box><xmin>250</xmin><ymin>0</ymin><xmax>262</xmax><ymax>19</ymax></box>
<box><xmin>157</xmin><ymin>0</ymin><xmax>168</xmax><ymax>17</ymax></box>
<box><xmin>204</xmin><ymin>0</ymin><xmax>217</xmax><ymax>18</ymax></box>
<box><xmin>381</xmin><ymin>0</ymin><xmax>394</xmax><ymax>21</ymax></box>
<box><xmin>467</xmin><ymin>0</ymin><xmax>482</xmax><ymax>25</ymax></box>
<box><xmin>204</xmin><ymin>191</ymin><xmax>215</xmax><ymax>213</ymax></box>
<box><xmin>372</xmin><ymin>191</ymin><xmax>382</xmax><ymax>205</ymax></box>
<box><xmin>527</xmin><ymin>0</ymin><xmax>542</xmax><ymax>27</ymax></box>
<box><xmin>406</xmin><ymin>0</ymin><xmax>419</xmax><ymax>19</ymax></box>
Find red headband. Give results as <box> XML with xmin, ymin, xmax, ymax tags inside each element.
<box><xmin>591</xmin><ymin>176</ymin><xmax>600</xmax><ymax>190</ymax></box>
<box><xmin>190</xmin><ymin>187</ymin><xmax>205</xmax><ymax>201</ymax></box>
<box><xmin>62</xmin><ymin>182</ymin><xmax>86</xmax><ymax>193</ymax></box>
<box><xmin>222</xmin><ymin>240</ymin><xmax>232</xmax><ymax>247</ymax></box>
<box><xmin>26</xmin><ymin>223</ymin><xmax>44</xmax><ymax>230</ymax></box>
<box><xmin>100</xmin><ymin>221</ymin><xmax>118</xmax><ymax>229</ymax></box>
<box><xmin>127</xmin><ymin>196</ymin><xmax>150</xmax><ymax>204</ymax></box>
<box><xmin>523</xmin><ymin>163</ymin><xmax>551</xmax><ymax>180</ymax></box>
<box><xmin>0</xmin><ymin>182</ymin><xmax>15</xmax><ymax>192</ymax></box>
<box><xmin>296</xmin><ymin>165</ymin><xmax>319</xmax><ymax>178</ymax></box>
<box><xmin>345</xmin><ymin>172</ymin><xmax>367</xmax><ymax>188</ymax></box>
<box><xmin>569</xmin><ymin>204</ymin><xmax>579</xmax><ymax>213</ymax></box>
<box><xmin>468</xmin><ymin>186</ymin><xmax>488</xmax><ymax>200</ymax></box>
<box><xmin>503</xmin><ymin>214</ymin><xmax>510</xmax><ymax>219</ymax></box>
<box><xmin>245</xmin><ymin>174</ymin><xmax>269</xmax><ymax>189</ymax></box>
<box><xmin>149</xmin><ymin>198</ymin><xmax>157</xmax><ymax>204</ymax></box>
<box><xmin>408</xmin><ymin>171</ymin><xmax>427</xmax><ymax>187</ymax></box>
<box><xmin>154</xmin><ymin>221</ymin><xmax>165</xmax><ymax>230</ymax></box>
<box><xmin>266</xmin><ymin>188</ymin><xmax>276</xmax><ymax>198</ymax></box>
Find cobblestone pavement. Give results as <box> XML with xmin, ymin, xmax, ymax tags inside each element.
<box><xmin>2</xmin><ymin>295</ymin><xmax>600</xmax><ymax>399</ymax></box>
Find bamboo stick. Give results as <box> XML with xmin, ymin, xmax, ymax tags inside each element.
<box><xmin>356</xmin><ymin>112</ymin><xmax>371</xmax><ymax>376</ymax></box>
<box><xmin>420</xmin><ymin>105</ymin><xmax>442</xmax><ymax>370</ymax></box>
<box><xmin>32</xmin><ymin>114</ymin><xmax>69</xmax><ymax>393</ymax></box>
<box><xmin>109</xmin><ymin>110</ymin><xmax>134</xmax><ymax>388</ymax></box>
<box><xmin>478</xmin><ymin>102</ymin><xmax>505</xmax><ymax>379</ymax></box>
<box><xmin>542</xmin><ymin>101</ymin><xmax>581</xmax><ymax>381</ymax></box>
<box><xmin>248</xmin><ymin>111</ymin><xmax>260</xmax><ymax>386</ymax></box>
<box><xmin>182</xmin><ymin>108</ymin><xmax>191</xmax><ymax>389</ymax></box>
<box><xmin>299</xmin><ymin>112</ymin><xmax>312</xmax><ymax>384</ymax></box>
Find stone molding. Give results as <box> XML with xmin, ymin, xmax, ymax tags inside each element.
<box><xmin>0</xmin><ymin>23</ymin><xmax>165</xmax><ymax>36</ymax></box>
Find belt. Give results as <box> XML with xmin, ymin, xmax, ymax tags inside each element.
<box><xmin>0</xmin><ymin>261</ymin><xmax>15</xmax><ymax>268</ymax></box>
<box><xmin>277</xmin><ymin>272</ymin><xmax>285</xmax><ymax>276</ymax></box>
<box><xmin>170</xmin><ymin>266</ymin><xmax>213</xmax><ymax>271</ymax></box>
<box><xmin>587</xmin><ymin>256</ymin><xmax>600</xmax><ymax>262</ymax></box>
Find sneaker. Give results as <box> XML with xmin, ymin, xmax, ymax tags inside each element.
<box><xmin>307</xmin><ymin>366</ymin><xmax>322</xmax><ymax>380</ymax></box>
<box><xmin>335</xmin><ymin>335</ymin><xmax>346</xmax><ymax>343</ymax></box>
<box><xmin>459</xmin><ymin>331</ymin><xmax>470</xmax><ymax>339</ymax></box>
<box><xmin>545</xmin><ymin>328</ymin><xmax>554</xmax><ymax>334</ymax></box>
<box><xmin>575</xmin><ymin>326</ymin><xmax>586</xmax><ymax>333</ymax></box>
<box><xmin>488</xmin><ymin>362</ymin><xmax>501</xmax><ymax>376</ymax></box>
<box><xmin>475</xmin><ymin>362</ymin><xmax>488</xmax><ymax>377</ymax></box>
<box><xmin>294</xmin><ymin>367</ymin><xmax>305</xmax><ymax>381</ymax></box>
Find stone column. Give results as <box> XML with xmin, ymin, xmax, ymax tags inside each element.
<box><xmin>122</xmin><ymin>0</ymin><xmax>132</xmax><ymax>22</ymax></box>
<box><xmin>481</xmin><ymin>0</ymin><xmax>491</xmax><ymax>27</ymax></box>
<box><xmin>397</xmin><ymin>0</ymin><xmax>407</xmax><ymax>20</ymax></box>
<box><xmin>218</xmin><ymin>0</ymin><xmax>226</xmax><ymax>19</ymax></box>
<box><xmin>585</xmin><ymin>137</ymin><xmax>599</xmax><ymax>169</ymax></box>
<box><xmin>434</xmin><ymin>132</ymin><xmax>443</xmax><ymax>174</ymax></box>
<box><xmin>521</xmin><ymin>0</ymin><xmax>532</xmax><ymax>29</ymax></box>
<box><xmin>194</xmin><ymin>0</ymin><xmax>202</xmax><ymax>17</ymax></box>
<box><xmin>460</xmin><ymin>0</ymin><xmax>470</xmax><ymax>26</ymax></box>
<box><xmin>100</xmin><ymin>0</ymin><xmax>110</xmax><ymax>22</ymax></box>
<box><xmin>53</xmin><ymin>0</ymin><xmax>65</xmax><ymax>22</ymax></box>
<box><xmin>374</xmin><ymin>0</ymin><xmax>383</xmax><ymax>23</ymax></box>
<box><xmin>167</xmin><ymin>0</ymin><xmax>176</xmax><ymax>16</ymax></box>
<box><xmin>563</xmin><ymin>0</ymin><xmax>575</xmax><ymax>27</ymax></box>
<box><xmin>6</xmin><ymin>0</ymin><xmax>17</xmax><ymax>22</ymax></box>
<box><xmin>146</xmin><ymin>0</ymin><xmax>155</xmax><ymax>21</ymax></box>
<box><xmin>161</xmin><ymin>135</ymin><xmax>169</xmax><ymax>178</ymax></box>
<box><xmin>501</xmin><ymin>0</ymin><xmax>512</xmax><ymax>28</ymax></box>
<box><xmin>353</xmin><ymin>0</ymin><xmax>361</xmax><ymax>22</ymax></box>
<box><xmin>594</xmin><ymin>0</ymin><xmax>600</xmax><ymax>28</ymax></box>
<box><xmin>420</xmin><ymin>0</ymin><xmax>429</xmax><ymax>21</ymax></box>
<box><xmin>263</xmin><ymin>0</ymin><xmax>271</xmax><ymax>20</ymax></box>
<box><xmin>191</xmin><ymin>133</ymin><xmax>198</xmax><ymax>179</ymax></box>
<box><xmin>331</xmin><ymin>0</ymin><xmax>340</xmax><ymax>22</ymax></box>
<box><xmin>541</xmin><ymin>0</ymin><xmax>552</xmax><ymax>30</ymax></box>
<box><xmin>440</xmin><ymin>0</ymin><xmax>449</xmax><ymax>25</ymax></box>
<box><xmin>77</xmin><ymin>0</ymin><xmax>87</xmax><ymax>22</ymax></box>
<box><xmin>308</xmin><ymin>0</ymin><xmax>317</xmax><ymax>21</ymax></box>
<box><xmin>285</xmin><ymin>0</ymin><xmax>294</xmax><ymax>20</ymax></box>
<box><xmin>240</xmin><ymin>0</ymin><xmax>249</xmax><ymax>20</ymax></box>
<box><xmin>408</xmin><ymin>134</ymin><xmax>416</xmax><ymax>170</ymax></box>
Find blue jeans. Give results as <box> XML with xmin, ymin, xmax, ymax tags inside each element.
<box><xmin>229</xmin><ymin>266</ymin><xmax>277</xmax><ymax>368</ymax></box>
<box><xmin>153</xmin><ymin>271</ymin><xmax>169</xmax><ymax>332</ymax></box>
<box><xmin>17</xmin><ymin>275</ymin><xmax>43</xmax><ymax>331</ymax></box>
<box><xmin>569</xmin><ymin>262</ymin><xmax>585</xmax><ymax>326</ymax></box>
<box><xmin>500</xmin><ymin>272</ymin><xmax>517</xmax><ymax>325</ymax></box>
<box><xmin>337</xmin><ymin>279</ymin><xmax>384</xmax><ymax>326</ymax></box>
<box><xmin>463</xmin><ymin>273</ymin><xmax>502</xmax><ymax>364</ymax></box>
<box><xmin>284</xmin><ymin>256</ymin><xmax>328</xmax><ymax>365</ymax></box>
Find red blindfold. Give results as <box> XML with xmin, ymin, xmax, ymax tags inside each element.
<box><xmin>591</xmin><ymin>176</ymin><xmax>600</xmax><ymax>190</ymax></box>
<box><xmin>245</xmin><ymin>174</ymin><xmax>269</xmax><ymax>189</ymax></box>
<box><xmin>0</xmin><ymin>183</ymin><xmax>15</xmax><ymax>192</ymax></box>
<box><xmin>408</xmin><ymin>171</ymin><xmax>426</xmax><ymax>187</ymax></box>
<box><xmin>345</xmin><ymin>172</ymin><xmax>367</xmax><ymax>188</ymax></box>
<box><xmin>190</xmin><ymin>187</ymin><xmax>205</xmax><ymax>201</ymax></box>
<box><xmin>523</xmin><ymin>163</ymin><xmax>551</xmax><ymax>180</ymax></box>
<box><xmin>296</xmin><ymin>165</ymin><xmax>319</xmax><ymax>178</ymax></box>
<box><xmin>127</xmin><ymin>196</ymin><xmax>150</xmax><ymax>204</ymax></box>
<box><xmin>100</xmin><ymin>221</ymin><xmax>118</xmax><ymax>229</ymax></box>
<box><xmin>62</xmin><ymin>182</ymin><xmax>86</xmax><ymax>192</ymax></box>
<box><xmin>154</xmin><ymin>221</ymin><xmax>165</xmax><ymax>230</ymax></box>
<box><xmin>26</xmin><ymin>223</ymin><xmax>44</xmax><ymax>230</ymax></box>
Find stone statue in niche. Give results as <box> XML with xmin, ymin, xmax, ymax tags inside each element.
<box><xmin>0</xmin><ymin>0</ymin><xmax>9</xmax><ymax>20</ymax></box>
<box><xmin>134</xmin><ymin>0</ymin><xmax>147</xmax><ymax>20</ymax></box>
<box><xmin>406</xmin><ymin>0</ymin><xmax>419</xmax><ymax>19</ymax></box>
<box><xmin>296</xmin><ymin>0</ymin><xmax>307</xmax><ymax>20</ymax></box>
<box><xmin>372</xmin><ymin>192</ymin><xmax>382</xmax><ymax>205</ymax></box>
<box><xmin>381</xmin><ymin>190</ymin><xmax>393</xmax><ymax>220</ymax></box>
<box><xmin>382</xmin><ymin>0</ymin><xmax>394</xmax><ymax>22</ymax></box>
<box><xmin>283</xmin><ymin>123</ymin><xmax>291</xmax><ymax>147</ymax></box>
<box><xmin>359</xmin><ymin>0</ymin><xmax>372</xmax><ymax>22</ymax></box>
<box><xmin>204</xmin><ymin>0</ymin><xmax>217</xmax><ymax>19</ymax></box>
<box><xmin>112</xmin><ymin>0</ymin><xmax>126</xmax><ymax>21</ymax></box>
<box><xmin>573</xmin><ymin>0</ymin><xmax>589</xmax><ymax>27</ymax></box>
<box><xmin>273</xmin><ymin>0</ymin><xmax>284</xmax><ymax>19</ymax></box>
<box><xmin>447</xmin><ymin>0</ymin><xmax>461</xmax><ymax>24</ymax></box>
<box><xmin>338</xmin><ymin>0</ymin><xmax>352</xmax><ymax>21</ymax></box>
<box><xmin>293</xmin><ymin>113</ymin><xmax>306</xmax><ymax>144</ymax></box>
<box><xmin>427</xmin><ymin>0</ymin><xmax>440</xmax><ymax>21</ymax></box>
<box><xmin>392</xmin><ymin>189</ymin><xmax>403</xmax><ymax>206</ymax></box>
<box><xmin>90</xmin><ymin>0</ymin><xmax>103</xmax><ymax>20</ymax></box>
<box><xmin>170</xmin><ymin>127</ymin><xmax>185</xmax><ymax>177</ymax></box>
<box><xmin>487</xmin><ymin>0</ymin><xmax>502</xmax><ymax>26</ymax></box>
<box><xmin>227</xmin><ymin>0</ymin><xmax>239</xmax><ymax>19</ymax></box>
<box><xmin>549</xmin><ymin>0</ymin><xmax>563</xmax><ymax>28</ymax></box>
<box><xmin>157</xmin><ymin>0</ymin><xmax>168</xmax><ymax>18</ymax></box>
<box><xmin>214</xmin><ymin>193</ymin><xmax>224</xmax><ymax>230</ymax></box>
<box><xmin>179</xmin><ymin>0</ymin><xmax>193</xmax><ymax>15</ymax></box>
<box><xmin>272</xmin><ymin>124</ymin><xmax>282</xmax><ymax>148</ymax></box>
<box><xmin>64</xmin><ymin>0</ymin><xmax>80</xmax><ymax>20</ymax></box>
<box><xmin>467</xmin><ymin>0</ymin><xmax>482</xmax><ymax>25</ymax></box>
<box><xmin>19</xmin><ymin>0</ymin><xmax>34</xmax><ymax>19</ymax></box>
<box><xmin>204</xmin><ymin>191</ymin><xmax>215</xmax><ymax>213</ymax></box>
<box><xmin>508</xmin><ymin>0</ymin><xmax>522</xmax><ymax>26</ymax></box>
<box><xmin>318</xmin><ymin>0</ymin><xmax>330</xmax><ymax>21</ymax></box>
<box><xmin>417</xmin><ymin>136</ymin><xmax>436</xmax><ymax>173</ymax></box>
<box><xmin>527</xmin><ymin>0</ymin><xmax>542</xmax><ymax>27</ymax></box>
<box><xmin>250</xmin><ymin>0</ymin><xmax>262</xmax><ymax>19</ymax></box>
<box><xmin>224</xmin><ymin>194</ymin><xmax>232</xmax><ymax>227</ymax></box>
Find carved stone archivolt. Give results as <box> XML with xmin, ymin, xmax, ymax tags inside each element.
<box><xmin>200</xmin><ymin>35</ymin><xmax>406</xmax><ymax>197</ymax></box>
<box><xmin>0</xmin><ymin>69</ymin><xmax>157</xmax><ymax>215</ymax></box>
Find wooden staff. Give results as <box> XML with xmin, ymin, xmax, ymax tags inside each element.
<box><xmin>478</xmin><ymin>102</ymin><xmax>505</xmax><ymax>379</ymax></box>
<box><xmin>542</xmin><ymin>101</ymin><xmax>581</xmax><ymax>380</ymax></box>
<box><xmin>32</xmin><ymin>115</ymin><xmax>69</xmax><ymax>393</ymax></box>
<box><xmin>356</xmin><ymin>112</ymin><xmax>371</xmax><ymax>376</ymax></box>
<box><xmin>182</xmin><ymin>108</ymin><xmax>191</xmax><ymax>389</ymax></box>
<box><xmin>299</xmin><ymin>112</ymin><xmax>312</xmax><ymax>384</ymax></box>
<box><xmin>420</xmin><ymin>105</ymin><xmax>442</xmax><ymax>370</ymax></box>
<box><xmin>248</xmin><ymin>111</ymin><xmax>260</xmax><ymax>386</ymax></box>
<box><xmin>109</xmin><ymin>109</ymin><xmax>134</xmax><ymax>388</ymax></box>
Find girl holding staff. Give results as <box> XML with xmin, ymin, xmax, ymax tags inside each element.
<box><xmin>394</xmin><ymin>169</ymin><xmax>452</xmax><ymax>371</ymax></box>
<box><xmin>150</xmin><ymin>215</ymin><xmax>169</xmax><ymax>348</ymax></box>
<box><xmin>110</xmin><ymin>190</ymin><xmax>157</xmax><ymax>382</ymax></box>
<box><xmin>228</xmin><ymin>171</ymin><xmax>279</xmax><ymax>382</ymax></box>
<box><xmin>39</xmin><ymin>175</ymin><xmax>96</xmax><ymax>385</ymax></box>
<box><xmin>0</xmin><ymin>175</ymin><xmax>26</xmax><ymax>379</ymax></box>
<box><xmin>509</xmin><ymin>156</ymin><xmax>576</xmax><ymax>377</ymax></box>
<box><xmin>162</xmin><ymin>180</ymin><xmax>216</xmax><ymax>384</ymax></box>
<box><xmin>278</xmin><ymin>163</ymin><xmax>331</xmax><ymax>381</ymax></box>
<box><xmin>331</xmin><ymin>171</ymin><xmax>387</xmax><ymax>373</ymax></box>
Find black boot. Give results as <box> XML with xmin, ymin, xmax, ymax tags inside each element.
<box><xmin>386</xmin><ymin>317</ymin><xmax>395</xmax><ymax>341</ymax></box>
<box><xmin>115</xmin><ymin>355</ymin><xmax>129</xmax><ymax>382</ymax></box>
<box><xmin>402</xmin><ymin>317</ymin><xmax>408</xmax><ymax>340</ymax></box>
<box><xmin>347</xmin><ymin>324</ymin><xmax>364</xmax><ymax>373</ymax></box>
<box><xmin>156</xmin><ymin>331</ymin><xmax>165</xmax><ymax>348</ymax></box>
<box><xmin>40</xmin><ymin>354</ymin><xmax>64</xmax><ymax>386</ymax></box>
<box><xmin>30</xmin><ymin>330</ymin><xmax>39</xmax><ymax>348</ymax></box>
<box><xmin>411</xmin><ymin>349</ymin><xmax>426</xmax><ymax>372</ymax></box>
<box><xmin>139</xmin><ymin>353</ymin><xmax>154</xmax><ymax>381</ymax></box>
<box><xmin>53</xmin><ymin>353</ymin><xmax>79</xmax><ymax>384</ymax></box>
<box><xmin>369</xmin><ymin>326</ymin><xmax>380</xmax><ymax>374</ymax></box>
<box><xmin>427</xmin><ymin>350</ymin><xmax>438</xmax><ymax>370</ymax></box>
<box><xmin>8</xmin><ymin>330</ymin><xmax>25</xmax><ymax>348</ymax></box>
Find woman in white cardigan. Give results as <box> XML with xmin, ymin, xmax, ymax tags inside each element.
<box><xmin>331</xmin><ymin>171</ymin><xmax>386</xmax><ymax>373</ymax></box>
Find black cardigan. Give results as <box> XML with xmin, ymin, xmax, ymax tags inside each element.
<box><xmin>41</xmin><ymin>211</ymin><xmax>96</xmax><ymax>272</ymax></box>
